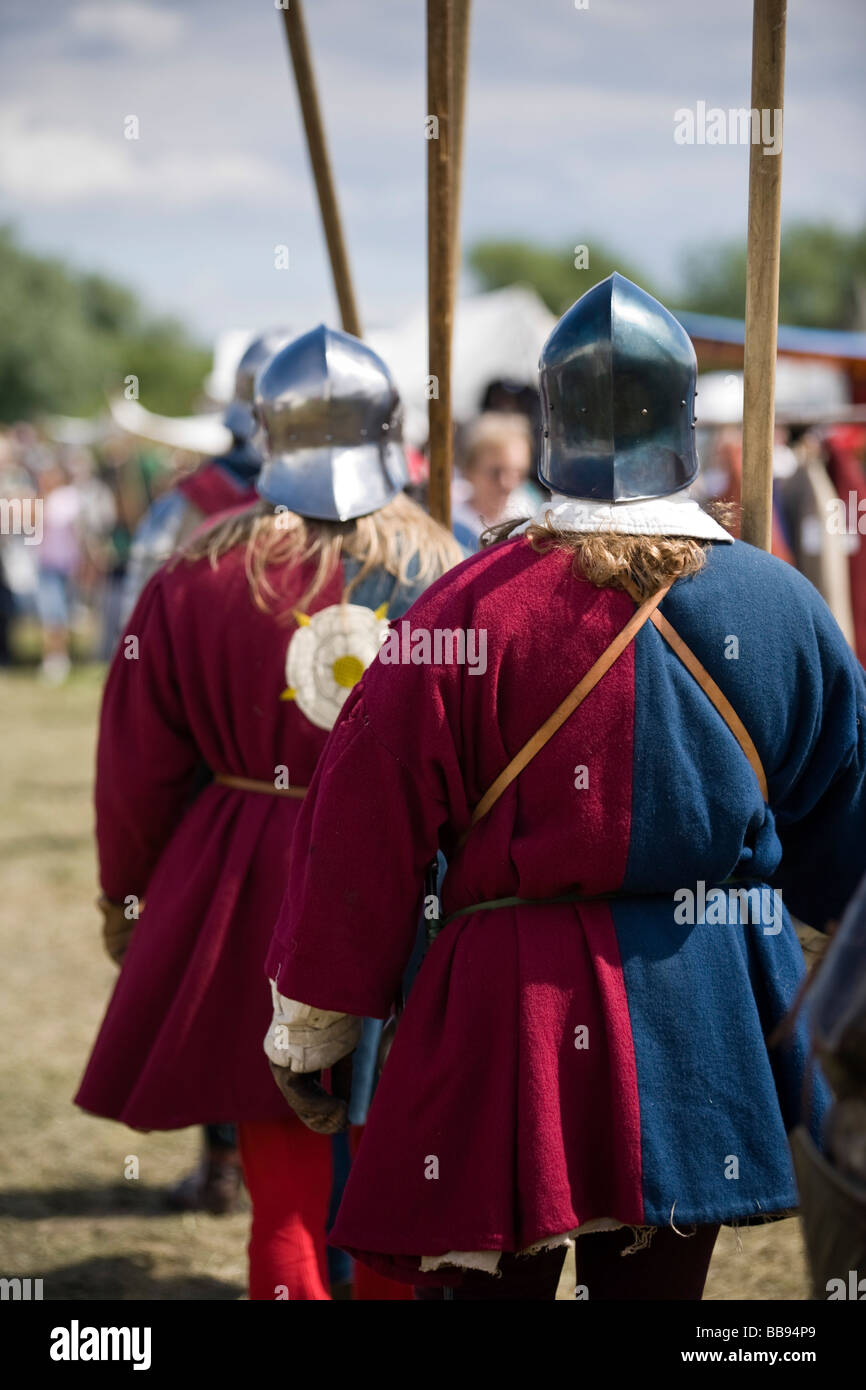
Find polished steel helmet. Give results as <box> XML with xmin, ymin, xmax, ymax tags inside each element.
<box><xmin>538</xmin><ymin>273</ymin><xmax>699</xmax><ymax>502</ymax></box>
<box><xmin>254</xmin><ymin>324</ymin><xmax>409</xmax><ymax>521</ymax></box>
<box><xmin>223</xmin><ymin>328</ymin><xmax>293</xmax><ymax>445</ymax></box>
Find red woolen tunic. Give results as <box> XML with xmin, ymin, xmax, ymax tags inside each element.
<box><xmin>76</xmin><ymin>548</ymin><xmax>345</xmax><ymax>1128</ymax></box>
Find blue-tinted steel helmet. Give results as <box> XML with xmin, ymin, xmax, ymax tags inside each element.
<box><xmin>255</xmin><ymin>325</ymin><xmax>409</xmax><ymax>522</ymax></box>
<box><xmin>224</xmin><ymin>327</ymin><xmax>293</xmax><ymax>446</ymax></box>
<box><xmin>538</xmin><ymin>273</ymin><xmax>699</xmax><ymax>502</ymax></box>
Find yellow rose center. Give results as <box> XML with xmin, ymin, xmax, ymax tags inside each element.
<box><xmin>332</xmin><ymin>653</ymin><xmax>365</xmax><ymax>689</ymax></box>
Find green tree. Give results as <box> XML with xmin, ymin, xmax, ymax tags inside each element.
<box><xmin>467</xmin><ymin>238</ymin><xmax>659</xmax><ymax>315</ymax></box>
<box><xmin>0</xmin><ymin>227</ymin><xmax>210</xmax><ymax>423</ymax></box>
<box><xmin>676</xmin><ymin>222</ymin><xmax>866</xmax><ymax>329</ymax></box>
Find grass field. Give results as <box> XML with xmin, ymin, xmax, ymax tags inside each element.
<box><xmin>0</xmin><ymin>666</ymin><xmax>810</xmax><ymax>1300</ymax></box>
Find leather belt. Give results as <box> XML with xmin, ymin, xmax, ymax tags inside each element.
<box><xmin>439</xmin><ymin>879</ymin><xmax>766</xmax><ymax>933</ymax></box>
<box><xmin>214</xmin><ymin>773</ymin><xmax>307</xmax><ymax>799</ymax></box>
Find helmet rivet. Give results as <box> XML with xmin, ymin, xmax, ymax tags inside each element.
<box><xmin>382</xmin><ymin>422</ymin><xmax>390</xmax><ymax>432</ymax></box>
<box><xmin>580</xmin><ymin>407</ymin><xmax>587</xmax><ymax>414</ymax></box>
<box><xmin>640</xmin><ymin>408</ymin><xmax>648</xmax><ymax>416</ymax></box>
<box><xmin>680</xmin><ymin>400</ymin><xmax>686</xmax><ymax>407</ymax></box>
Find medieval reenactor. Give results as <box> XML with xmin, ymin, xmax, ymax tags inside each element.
<box><xmin>263</xmin><ymin>275</ymin><xmax>866</xmax><ymax>1299</ymax></box>
<box><xmin>119</xmin><ymin>328</ymin><xmax>292</xmax><ymax>623</ymax></box>
<box><xmin>120</xmin><ymin>328</ymin><xmax>291</xmax><ymax>1217</ymax></box>
<box><xmin>75</xmin><ymin>325</ymin><xmax>464</xmax><ymax>1300</ymax></box>
<box><xmin>791</xmin><ymin>870</ymin><xmax>866</xmax><ymax>1299</ymax></box>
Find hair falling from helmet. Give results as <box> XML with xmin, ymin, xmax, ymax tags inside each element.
<box><xmin>483</xmin><ymin>501</ymin><xmax>738</xmax><ymax>598</ymax></box>
<box><xmin>176</xmin><ymin>492</ymin><xmax>465</xmax><ymax>619</ymax></box>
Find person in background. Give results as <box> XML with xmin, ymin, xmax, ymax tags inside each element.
<box><xmin>451</xmin><ymin>411</ymin><xmax>546</xmax><ymax>549</ymax></box>
<box><xmin>115</xmin><ymin>329</ymin><xmax>293</xmax><ymax>1217</ymax></box>
<box><xmin>0</xmin><ymin>429</ymin><xmax>38</xmax><ymax>663</ymax></box>
<box><xmin>68</xmin><ymin>447</ymin><xmax>119</xmax><ymax>659</ymax></box>
<box><xmin>120</xmin><ymin>329</ymin><xmax>292</xmax><ymax>625</ymax></box>
<box><xmin>791</xmin><ymin>870</ymin><xmax>866</xmax><ymax>1299</ymax></box>
<box><xmin>75</xmin><ymin>326</ymin><xmax>463</xmax><ymax>1300</ymax></box>
<box><xmin>35</xmin><ymin>457</ymin><xmax>82</xmax><ymax>684</ymax></box>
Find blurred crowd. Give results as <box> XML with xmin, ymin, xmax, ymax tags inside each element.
<box><xmin>1</xmin><ymin>379</ymin><xmax>865</xmax><ymax>681</ymax></box>
<box><xmin>694</xmin><ymin>420</ymin><xmax>866</xmax><ymax>668</ymax></box>
<box><xmin>0</xmin><ymin>425</ymin><xmax>183</xmax><ymax>680</ymax></box>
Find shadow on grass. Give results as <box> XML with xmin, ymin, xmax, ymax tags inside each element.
<box><xmin>5</xmin><ymin>1253</ymin><xmax>243</xmax><ymax>1300</ymax></box>
<box><xmin>0</xmin><ymin>1182</ymin><xmax>248</xmax><ymax>1221</ymax></box>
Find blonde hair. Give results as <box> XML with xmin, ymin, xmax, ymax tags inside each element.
<box><xmin>177</xmin><ymin>492</ymin><xmax>464</xmax><ymax>618</ymax></box>
<box><xmin>484</xmin><ymin>502</ymin><xmax>735</xmax><ymax>597</ymax></box>
<box><xmin>461</xmin><ymin>412</ymin><xmax>533</xmax><ymax>475</ymax></box>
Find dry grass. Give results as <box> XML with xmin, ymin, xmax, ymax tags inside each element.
<box><xmin>0</xmin><ymin>668</ymin><xmax>808</xmax><ymax>1301</ymax></box>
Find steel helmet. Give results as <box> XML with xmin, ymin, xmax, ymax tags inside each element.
<box><xmin>223</xmin><ymin>327</ymin><xmax>293</xmax><ymax>446</ymax></box>
<box><xmin>538</xmin><ymin>273</ymin><xmax>699</xmax><ymax>502</ymax></box>
<box><xmin>255</xmin><ymin>324</ymin><xmax>409</xmax><ymax>521</ymax></box>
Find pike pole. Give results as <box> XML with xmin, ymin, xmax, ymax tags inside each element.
<box><xmin>281</xmin><ymin>0</ymin><xmax>362</xmax><ymax>338</ymax></box>
<box><xmin>740</xmin><ymin>0</ymin><xmax>787</xmax><ymax>551</ymax></box>
<box><xmin>450</xmin><ymin>1</ymin><xmax>471</xmax><ymax>306</ymax></box>
<box><xmin>427</xmin><ymin>0</ymin><xmax>463</xmax><ymax>530</ymax></box>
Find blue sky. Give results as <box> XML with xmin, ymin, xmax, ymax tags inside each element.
<box><xmin>0</xmin><ymin>0</ymin><xmax>863</xmax><ymax>345</ymax></box>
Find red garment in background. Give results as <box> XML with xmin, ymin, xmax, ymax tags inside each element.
<box><xmin>177</xmin><ymin>459</ymin><xmax>258</xmax><ymax>515</ymax></box>
<box><xmin>710</xmin><ymin>438</ymin><xmax>795</xmax><ymax>565</ymax></box>
<box><xmin>76</xmin><ymin>550</ymin><xmax>344</xmax><ymax>1128</ymax></box>
<box><xmin>237</xmin><ymin>1118</ymin><xmax>332</xmax><ymax>1301</ymax></box>
<box><xmin>825</xmin><ymin>427</ymin><xmax>866</xmax><ymax>666</ymax></box>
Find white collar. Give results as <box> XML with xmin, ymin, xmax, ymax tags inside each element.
<box><xmin>515</xmin><ymin>490</ymin><xmax>733</xmax><ymax>543</ymax></box>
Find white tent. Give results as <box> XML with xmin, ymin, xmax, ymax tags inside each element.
<box><xmin>102</xmin><ymin>288</ymin><xmax>556</xmax><ymax>456</ymax></box>
<box><xmin>369</xmin><ymin>285</ymin><xmax>555</xmax><ymax>446</ymax></box>
<box><xmin>108</xmin><ymin>397</ymin><xmax>234</xmax><ymax>456</ymax></box>
<box><xmin>696</xmin><ymin>360</ymin><xmax>851</xmax><ymax>427</ymax></box>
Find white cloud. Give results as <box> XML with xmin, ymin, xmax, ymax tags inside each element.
<box><xmin>0</xmin><ymin>105</ymin><xmax>295</xmax><ymax>205</ymax></box>
<box><xmin>70</xmin><ymin>1</ymin><xmax>184</xmax><ymax>54</ymax></box>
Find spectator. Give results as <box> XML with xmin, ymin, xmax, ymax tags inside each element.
<box><xmin>452</xmin><ymin>412</ymin><xmax>545</xmax><ymax>547</ymax></box>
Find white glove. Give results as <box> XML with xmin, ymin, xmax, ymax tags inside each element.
<box><xmin>264</xmin><ymin>979</ymin><xmax>362</xmax><ymax>1074</ymax></box>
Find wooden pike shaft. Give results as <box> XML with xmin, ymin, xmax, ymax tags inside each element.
<box><xmin>427</xmin><ymin>0</ymin><xmax>455</xmax><ymax>529</ymax></box>
<box><xmin>450</xmin><ymin>0</ymin><xmax>471</xmax><ymax>302</ymax></box>
<box><xmin>741</xmin><ymin>0</ymin><xmax>787</xmax><ymax>550</ymax></box>
<box><xmin>281</xmin><ymin>0</ymin><xmax>362</xmax><ymax>338</ymax></box>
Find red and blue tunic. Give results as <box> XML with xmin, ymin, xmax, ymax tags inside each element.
<box><xmin>266</xmin><ymin>536</ymin><xmax>866</xmax><ymax>1283</ymax></box>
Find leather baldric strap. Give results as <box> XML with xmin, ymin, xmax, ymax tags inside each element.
<box><xmin>621</xmin><ymin>579</ymin><xmax>769</xmax><ymax>802</ymax></box>
<box><xmin>214</xmin><ymin>773</ymin><xmax>307</xmax><ymax>799</ymax></box>
<box><xmin>458</xmin><ymin>582</ymin><xmax>673</xmax><ymax>849</ymax></box>
<box><xmin>460</xmin><ymin>577</ymin><xmax>767</xmax><ymax>849</ymax></box>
